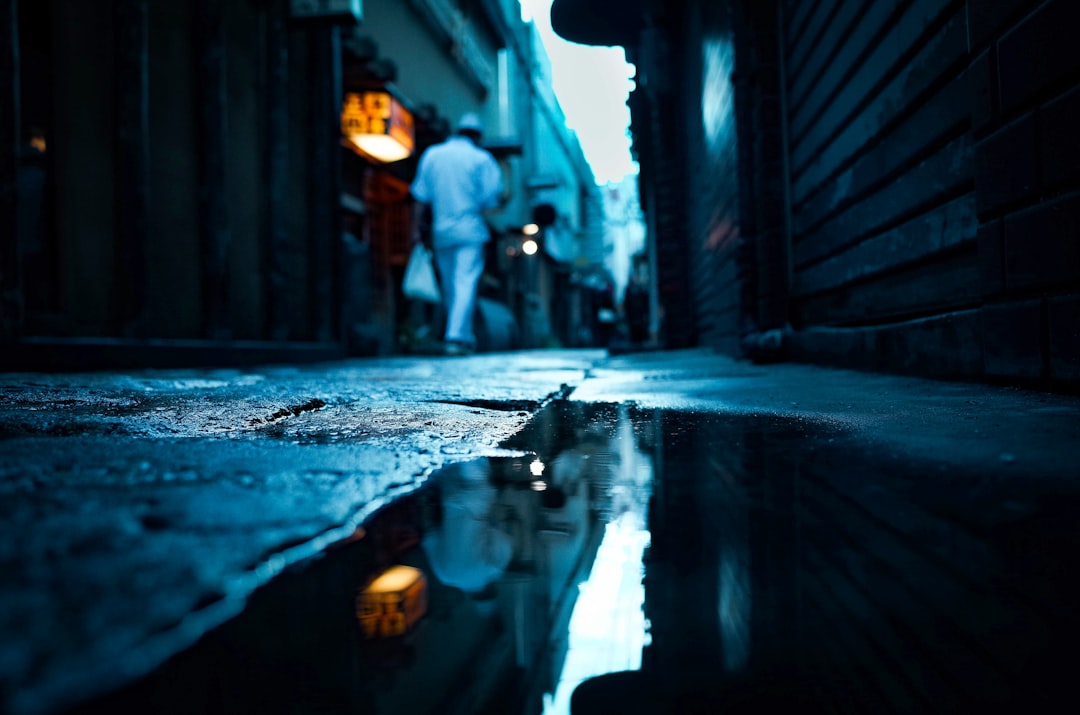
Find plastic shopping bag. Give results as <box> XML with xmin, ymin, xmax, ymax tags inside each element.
<box><xmin>402</xmin><ymin>244</ymin><xmax>441</xmax><ymax>303</ymax></box>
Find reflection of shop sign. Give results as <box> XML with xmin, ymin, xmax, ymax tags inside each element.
<box><xmin>356</xmin><ymin>565</ymin><xmax>428</xmax><ymax>638</ymax></box>
<box><xmin>290</xmin><ymin>0</ymin><xmax>362</xmax><ymax>22</ymax></box>
<box><xmin>341</xmin><ymin>91</ymin><xmax>415</xmax><ymax>163</ymax></box>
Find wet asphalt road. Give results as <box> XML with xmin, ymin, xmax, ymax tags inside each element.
<box><xmin>2</xmin><ymin>348</ymin><xmax>1079</xmax><ymax>714</ymax></box>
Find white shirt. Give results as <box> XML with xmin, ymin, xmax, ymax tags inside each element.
<box><xmin>410</xmin><ymin>135</ymin><xmax>503</xmax><ymax>246</ymax></box>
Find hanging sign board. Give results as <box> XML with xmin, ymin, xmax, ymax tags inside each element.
<box><xmin>290</xmin><ymin>0</ymin><xmax>362</xmax><ymax>23</ymax></box>
<box><xmin>342</xmin><ymin>91</ymin><xmax>415</xmax><ymax>163</ymax></box>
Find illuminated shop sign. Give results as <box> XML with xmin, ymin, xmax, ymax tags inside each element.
<box><xmin>341</xmin><ymin>91</ymin><xmax>415</xmax><ymax>163</ymax></box>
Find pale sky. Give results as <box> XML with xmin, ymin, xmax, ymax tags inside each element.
<box><xmin>519</xmin><ymin>0</ymin><xmax>639</xmax><ymax>185</ymax></box>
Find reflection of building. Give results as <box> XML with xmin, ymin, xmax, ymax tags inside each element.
<box><xmin>567</xmin><ymin>412</ymin><xmax>823</xmax><ymax>712</ymax></box>
<box><xmin>543</xmin><ymin>404</ymin><xmax>653</xmax><ymax>713</ymax></box>
<box><xmin>572</xmin><ymin>408</ymin><xmax>1080</xmax><ymax>712</ymax></box>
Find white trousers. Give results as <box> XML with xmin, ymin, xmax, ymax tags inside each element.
<box><xmin>434</xmin><ymin>242</ymin><xmax>486</xmax><ymax>346</ymax></box>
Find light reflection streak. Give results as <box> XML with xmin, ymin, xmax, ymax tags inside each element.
<box><xmin>543</xmin><ymin>407</ymin><xmax>653</xmax><ymax>715</ymax></box>
<box><xmin>702</xmin><ymin>35</ymin><xmax>735</xmax><ymax>154</ymax></box>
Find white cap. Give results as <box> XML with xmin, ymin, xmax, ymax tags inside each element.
<box><xmin>456</xmin><ymin>112</ymin><xmax>484</xmax><ymax>134</ymax></box>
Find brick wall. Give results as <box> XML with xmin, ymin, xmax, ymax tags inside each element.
<box><xmin>972</xmin><ymin>0</ymin><xmax>1080</xmax><ymax>383</ymax></box>
<box><xmin>775</xmin><ymin>0</ymin><xmax>1080</xmax><ymax>386</ymax></box>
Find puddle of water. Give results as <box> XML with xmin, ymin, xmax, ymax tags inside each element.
<box><xmin>74</xmin><ymin>402</ymin><xmax>1080</xmax><ymax>714</ymax></box>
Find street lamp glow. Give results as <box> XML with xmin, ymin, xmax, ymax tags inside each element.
<box><xmin>522</xmin><ymin>223</ymin><xmax>540</xmax><ymax>236</ymax></box>
<box><xmin>522</xmin><ymin>239</ymin><xmax>539</xmax><ymax>255</ymax></box>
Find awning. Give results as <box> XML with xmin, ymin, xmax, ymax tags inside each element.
<box><xmin>550</xmin><ymin>0</ymin><xmax>643</xmax><ymax>47</ymax></box>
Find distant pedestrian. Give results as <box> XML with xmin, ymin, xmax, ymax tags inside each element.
<box><xmin>624</xmin><ymin>261</ymin><xmax>650</xmax><ymax>345</ymax></box>
<box><xmin>594</xmin><ymin>282</ymin><xmax>617</xmax><ymax>348</ymax></box>
<box><xmin>410</xmin><ymin>113</ymin><xmax>506</xmax><ymax>355</ymax></box>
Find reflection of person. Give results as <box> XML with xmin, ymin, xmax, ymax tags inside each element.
<box><xmin>421</xmin><ymin>460</ymin><xmax>513</xmax><ymax>595</ymax></box>
<box><xmin>410</xmin><ymin>113</ymin><xmax>506</xmax><ymax>356</ymax></box>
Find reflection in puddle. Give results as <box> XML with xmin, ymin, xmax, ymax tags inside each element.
<box><xmin>81</xmin><ymin>402</ymin><xmax>1080</xmax><ymax>714</ymax></box>
<box><xmin>354</xmin><ymin>402</ymin><xmax>653</xmax><ymax>715</ymax></box>
<box><xmin>540</xmin><ymin>405</ymin><xmax>653</xmax><ymax>713</ymax></box>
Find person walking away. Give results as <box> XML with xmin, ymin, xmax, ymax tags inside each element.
<box><xmin>410</xmin><ymin>113</ymin><xmax>506</xmax><ymax>355</ymax></box>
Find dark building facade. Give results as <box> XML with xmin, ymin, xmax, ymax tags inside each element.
<box><xmin>2</xmin><ymin>0</ymin><xmax>357</xmax><ymax>369</ymax></box>
<box><xmin>554</xmin><ymin>0</ymin><xmax>1080</xmax><ymax>389</ymax></box>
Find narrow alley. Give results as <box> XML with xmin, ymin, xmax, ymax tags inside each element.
<box><xmin>3</xmin><ymin>0</ymin><xmax>1080</xmax><ymax>712</ymax></box>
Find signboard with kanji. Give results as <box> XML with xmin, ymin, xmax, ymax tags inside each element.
<box><xmin>341</xmin><ymin>91</ymin><xmax>415</xmax><ymax>163</ymax></box>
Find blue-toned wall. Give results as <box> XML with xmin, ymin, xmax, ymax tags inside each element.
<box><xmin>620</xmin><ymin>0</ymin><xmax>1080</xmax><ymax>385</ymax></box>
<box><xmin>780</xmin><ymin>0</ymin><xmax>1080</xmax><ymax>385</ymax></box>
